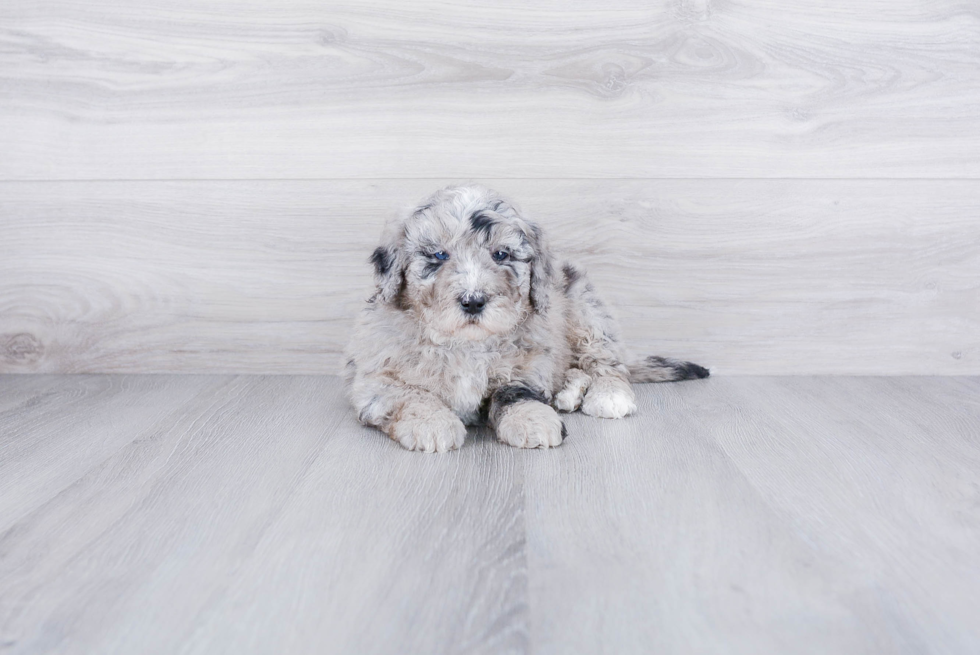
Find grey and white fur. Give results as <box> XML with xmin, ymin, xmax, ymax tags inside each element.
<box><xmin>344</xmin><ymin>184</ymin><xmax>709</xmax><ymax>452</ymax></box>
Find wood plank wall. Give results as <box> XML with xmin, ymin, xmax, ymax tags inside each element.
<box><xmin>1</xmin><ymin>0</ymin><xmax>978</xmax><ymax>374</ymax></box>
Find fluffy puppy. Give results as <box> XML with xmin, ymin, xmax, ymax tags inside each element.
<box><xmin>344</xmin><ymin>185</ymin><xmax>708</xmax><ymax>452</ymax></box>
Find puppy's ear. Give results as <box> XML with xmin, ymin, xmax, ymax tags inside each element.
<box><xmin>369</xmin><ymin>227</ymin><xmax>407</xmax><ymax>306</ymax></box>
<box><xmin>526</xmin><ymin>222</ymin><xmax>555</xmax><ymax>314</ymax></box>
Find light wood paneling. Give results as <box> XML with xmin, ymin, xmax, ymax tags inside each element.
<box><xmin>2</xmin><ymin>374</ymin><xmax>979</xmax><ymax>653</ymax></box>
<box><xmin>1</xmin><ymin>180</ymin><xmax>977</xmax><ymax>374</ymax></box>
<box><xmin>2</xmin><ymin>0</ymin><xmax>979</xmax><ymax>179</ymax></box>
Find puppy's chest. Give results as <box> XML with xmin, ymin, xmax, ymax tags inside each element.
<box><xmin>418</xmin><ymin>347</ymin><xmax>512</xmax><ymax>425</ymax></box>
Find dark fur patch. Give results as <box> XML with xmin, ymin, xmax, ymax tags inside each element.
<box><xmin>421</xmin><ymin>260</ymin><xmax>443</xmax><ymax>279</ymax></box>
<box><xmin>470</xmin><ymin>212</ymin><xmax>496</xmax><ymax>238</ymax></box>
<box><xmin>647</xmin><ymin>356</ymin><xmax>710</xmax><ymax>380</ymax></box>
<box><xmin>489</xmin><ymin>384</ymin><xmax>548</xmax><ymax>425</ymax></box>
<box><xmin>394</xmin><ymin>276</ymin><xmax>410</xmax><ymax>311</ymax></box>
<box><xmin>370</xmin><ymin>247</ymin><xmax>392</xmax><ymax>276</ymax></box>
<box><xmin>560</xmin><ymin>423</ymin><xmax>568</xmax><ymax>439</ymax></box>
<box><xmin>493</xmin><ymin>384</ymin><xmax>548</xmax><ymax>407</ymax></box>
<box><xmin>413</xmin><ymin>203</ymin><xmax>432</xmax><ymax>215</ymax></box>
<box><xmin>562</xmin><ymin>264</ymin><xmax>580</xmax><ymax>293</ymax></box>
<box><xmin>528</xmin><ymin>258</ymin><xmax>542</xmax><ymax>313</ymax></box>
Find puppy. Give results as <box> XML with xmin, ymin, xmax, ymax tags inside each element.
<box><xmin>344</xmin><ymin>185</ymin><xmax>708</xmax><ymax>452</ymax></box>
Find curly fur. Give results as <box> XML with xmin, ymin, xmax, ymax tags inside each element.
<box><xmin>344</xmin><ymin>184</ymin><xmax>709</xmax><ymax>452</ymax></box>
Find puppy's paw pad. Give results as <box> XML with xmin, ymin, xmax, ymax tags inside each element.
<box><xmin>581</xmin><ymin>378</ymin><xmax>637</xmax><ymax>419</ymax></box>
<box><xmin>390</xmin><ymin>411</ymin><xmax>466</xmax><ymax>453</ymax></box>
<box><xmin>496</xmin><ymin>402</ymin><xmax>564</xmax><ymax>449</ymax></box>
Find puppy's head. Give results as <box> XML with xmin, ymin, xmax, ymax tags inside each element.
<box><xmin>370</xmin><ymin>185</ymin><xmax>553</xmax><ymax>343</ymax></box>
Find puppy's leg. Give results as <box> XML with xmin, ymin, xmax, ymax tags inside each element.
<box><xmin>488</xmin><ymin>384</ymin><xmax>565</xmax><ymax>449</ymax></box>
<box><xmin>554</xmin><ymin>367</ymin><xmax>591</xmax><ymax>412</ymax></box>
<box><xmin>580</xmin><ymin>374</ymin><xmax>636</xmax><ymax>419</ymax></box>
<box><xmin>352</xmin><ymin>376</ymin><xmax>465</xmax><ymax>453</ymax></box>
<box><xmin>564</xmin><ymin>265</ymin><xmax>637</xmax><ymax>419</ymax></box>
<box><xmin>578</xmin><ymin>345</ymin><xmax>638</xmax><ymax>420</ymax></box>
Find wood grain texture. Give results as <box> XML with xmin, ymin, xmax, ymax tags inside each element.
<box><xmin>1</xmin><ymin>374</ymin><xmax>979</xmax><ymax>653</ymax></box>
<box><xmin>526</xmin><ymin>375</ymin><xmax>980</xmax><ymax>654</ymax></box>
<box><xmin>2</xmin><ymin>179</ymin><xmax>977</xmax><ymax>375</ymax></box>
<box><xmin>0</xmin><ymin>375</ymin><xmax>527</xmax><ymax>655</ymax></box>
<box><xmin>2</xmin><ymin>0</ymin><xmax>979</xmax><ymax>179</ymax></box>
<box><xmin>0</xmin><ymin>375</ymin><xmax>218</xmax><ymax>534</ymax></box>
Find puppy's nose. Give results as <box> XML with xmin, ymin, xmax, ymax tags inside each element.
<box><xmin>459</xmin><ymin>293</ymin><xmax>487</xmax><ymax>315</ymax></box>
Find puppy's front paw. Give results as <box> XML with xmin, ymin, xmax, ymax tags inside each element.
<box><xmin>389</xmin><ymin>409</ymin><xmax>466</xmax><ymax>453</ymax></box>
<box><xmin>554</xmin><ymin>368</ymin><xmax>591</xmax><ymax>412</ymax></box>
<box><xmin>581</xmin><ymin>376</ymin><xmax>637</xmax><ymax>419</ymax></box>
<box><xmin>496</xmin><ymin>401</ymin><xmax>565</xmax><ymax>449</ymax></box>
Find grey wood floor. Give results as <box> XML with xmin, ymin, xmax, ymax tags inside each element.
<box><xmin>1</xmin><ymin>375</ymin><xmax>978</xmax><ymax>654</ymax></box>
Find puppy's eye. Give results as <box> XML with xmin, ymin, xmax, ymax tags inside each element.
<box><xmin>492</xmin><ymin>250</ymin><xmax>509</xmax><ymax>262</ymax></box>
<box><xmin>432</xmin><ymin>251</ymin><xmax>450</xmax><ymax>261</ymax></box>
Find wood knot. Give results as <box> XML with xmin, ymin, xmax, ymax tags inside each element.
<box><xmin>1</xmin><ymin>333</ymin><xmax>43</xmax><ymax>364</ymax></box>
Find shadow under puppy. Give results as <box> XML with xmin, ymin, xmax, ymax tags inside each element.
<box><xmin>345</xmin><ymin>184</ymin><xmax>708</xmax><ymax>452</ymax></box>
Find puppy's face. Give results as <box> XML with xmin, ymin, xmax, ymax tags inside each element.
<box><xmin>371</xmin><ymin>187</ymin><xmax>551</xmax><ymax>343</ymax></box>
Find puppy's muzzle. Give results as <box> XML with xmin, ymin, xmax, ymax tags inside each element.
<box><xmin>459</xmin><ymin>292</ymin><xmax>488</xmax><ymax>316</ymax></box>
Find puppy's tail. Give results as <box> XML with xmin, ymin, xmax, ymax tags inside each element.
<box><xmin>628</xmin><ymin>355</ymin><xmax>710</xmax><ymax>383</ymax></box>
